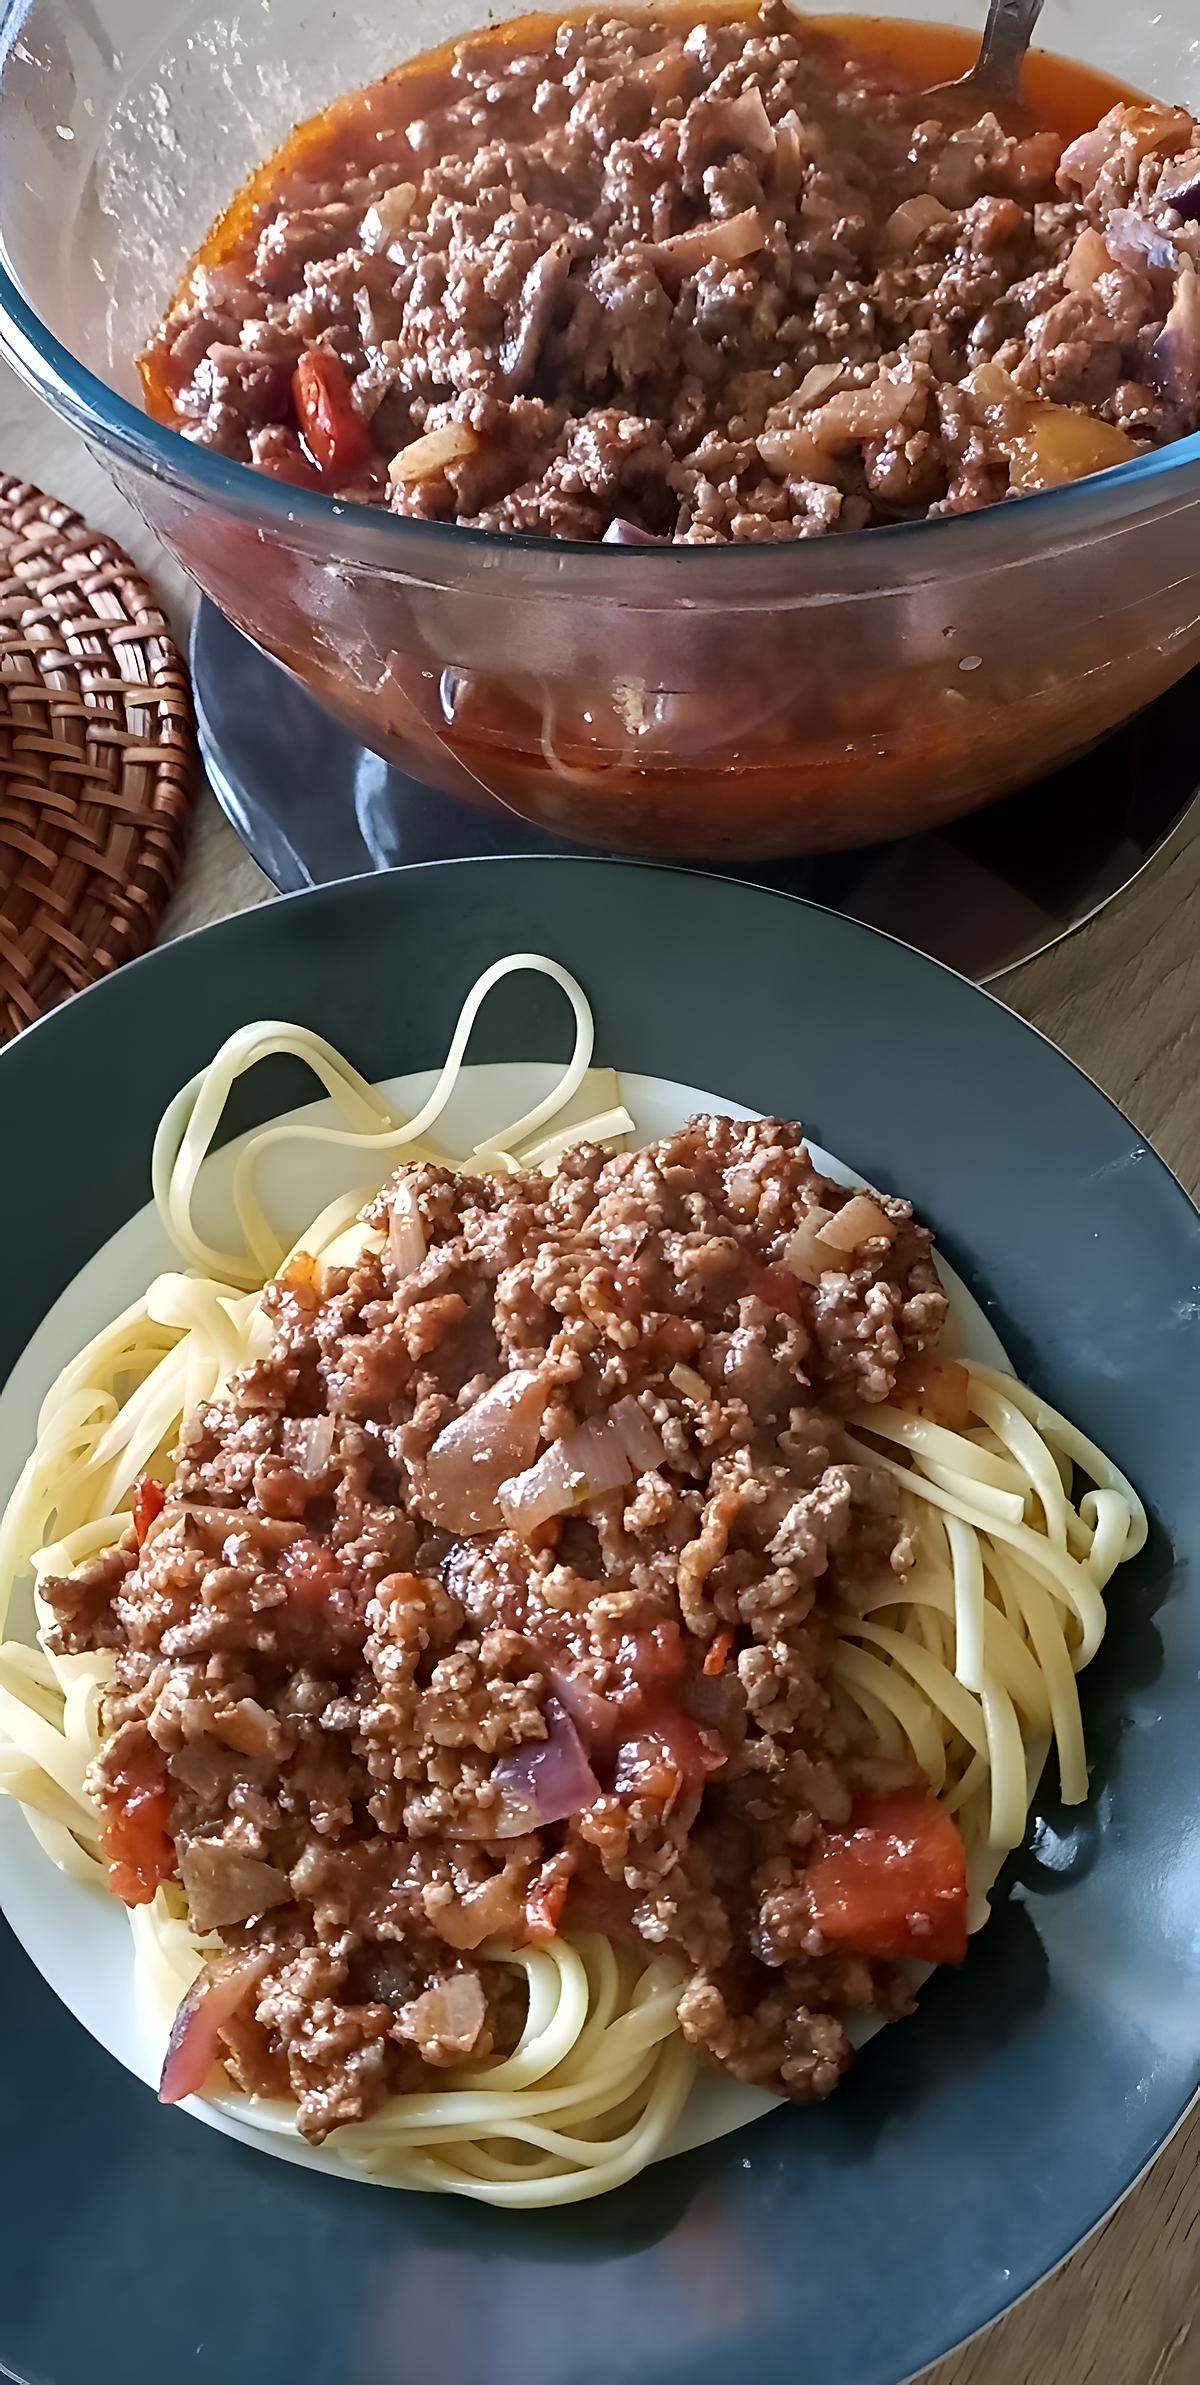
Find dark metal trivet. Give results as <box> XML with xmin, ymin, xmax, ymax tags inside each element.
<box><xmin>193</xmin><ymin>597</ymin><xmax>1198</xmax><ymax>984</ymax></box>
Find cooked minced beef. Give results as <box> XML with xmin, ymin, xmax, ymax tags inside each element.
<box><xmin>141</xmin><ymin>4</ymin><xmax>1200</xmax><ymax>543</ymax></box>
<box><xmin>47</xmin><ymin>1116</ymin><xmax>958</xmax><ymax>2139</ymax></box>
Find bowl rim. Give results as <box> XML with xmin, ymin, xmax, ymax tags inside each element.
<box><xmin>3</xmin><ymin>0</ymin><xmax>1200</xmax><ymax>576</ymax></box>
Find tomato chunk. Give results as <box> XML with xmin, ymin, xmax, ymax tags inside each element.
<box><xmin>806</xmin><ymin>1790</ymin><xmax>968</xmax><ymax>1965</ymax></box>
<box><xmin>102</xmin><ymin>1737</ymin><xmax>177</xmax><ymax>1906</ymax></box>
<box><xmin>292</xmin><ymin>350</ymin><xmax>373</xmax><ymax>484</ymax></box>
<box><xmin>131</xmin><ymin>1473</ymin><xmax>166</xmax><ymax>1546</ymax></box>
<box><xmin>522</xmin><ymin>1861</ymin><xmax>572</xmax><ymax>1945</ymax></box>
<box><xmin>627</xmin><ymin>1620</ymin><xmax>686</xmax><ymax>1690</ymax></box>
<box><xmin>278</xmin><ymin>1536</ymin><xmax>351</xmax><ymax>1609</ymax></box>
<box><xmin>743</xmin><ymin>1262</ymin><xmax>808</xmax><ymax>1323</ymax></box>
<box><xmin>641</xmin><ymin>1695</ymin><xmax>726</xmax><ymax>1792</ymax></box>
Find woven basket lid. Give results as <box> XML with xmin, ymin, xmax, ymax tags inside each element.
<box><xmin>0</xmin><ymin>474</ymin><xmax>196</xmax><ymax>1041</ymax></box>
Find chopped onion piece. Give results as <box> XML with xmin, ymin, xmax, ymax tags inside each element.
<box><xmin>1057</xmin><ymin>124</ymin><xmax>1108</xmax><ymax>195</ymax></box>
<box><xmin>492</xmin><ymin>1697</ymin><xmax>600</xmax><ymax>1827</ymax></box>
<box><xmin>397</xmin><ymin>1969</ymin><xmax>488</xmax><ymax>2055</ymax></box>
<box><xmin>500</xmin><ymin>1398</ymin><xmax>665</xmax><ymax>1537</ymax></box>
<box><xmin>884</xmin><ymin>194</ymin><xmax>951</xmax><ymax>251</ymax></box>
<box><xmin>1103</xmin><ymin>208</ymin><xmax>1178</xmax><ymax>276</ymax></box>
<box><xmin>602</xmin><ymin>518</ymin><xmax>668</xmax><ymax>545</ymax></box>
<box><xmin>710</xmin><ymin>86</ymin><xmax>775</xmax><ymax>164</ymax></box>
<box><xmin>773</xmin><ymin>107</ymin><xmax>807</xmax><ymax>194</ymax></box>
<box><xmin>290</xmin><ymin>1415</ymin><xmax>334</xmax><ymax>1478</ymax></box>
<box><xmin>670</xmin><ymin>1362</ymin><xmax>711</xmax><ymax>1403</ymax></box>
<box><xmin>819</xmin><ymin>1195</ymin><xmax>896</xmax><ymax>1253</ymax></box>
<box><xmin>610</xmin><ymin>1395</ymin><xmax>666</xmax><ymax>1473</ymax></box>
<box><xmin>361</xmin><ymin>182</ymin><xmax>416</xmax><ymax>252</ymax></box>
<box><xmin>757</xmin><ymin>425</ymin><xmax>842</xmax><ymax>483</ymax></box>
<box><xmin>419</xmin><ymin>1370</ymin><xmax>546</xmax><ymax>1533</ymax></box>
<box><xmin>782</xmin><ymin>1204</ymin><xmax>836</xmax><ymax>1285</ymax></box>
<box><xmin>1159</xmin><ymin>162</ymin><xmax>1200</xmax><ymax>223</ymax></box>
<box><xmin>654</xmin><ymin>208</ymin><xmax>764</xmax><ymax>291</ymax></box>
<box><xmin>1063</xmin><ymin>226</ymin><xmax>1112</xmax><ymax>292</ymax></box>
<box><xmin>500</xmin><ymin>1420</ymin><xmax>623</xmax><ymax>1534</ymax></box>
<box><xmin>807</xmin><ymin>372</ymin><xmax>923</xmax><ymax>451</ymax></box>
<box><xmin>1006</xmin><ymin>405</ymin><xmax>1143</xmax><ymax>491</ymax></box>
<box><xmin>177</xmin><ymin>1842</ymin><xmax>291</xmax><ymax>1931</ymax></box>
<box><xmin>793</xmin><ymin>362</ymin><xmax>846</xmax><ymax>411</ymax></box>
<box><xmin>388</xmin><ymin>423</ymin><xmax>478</xmax><ymax>484</ymax></box>
<box><xmin>159</xmin><ymin>1951</ymin><xmax>269</xmax><ymax>2105</ymax></box>
<box><xmin>547</xmin><ymin>1663</ymin><xmax>624</xmax><ymax>1752</ymax></box>
<box><xmin>387</xmin><ymin>1181</ymin><xmax>427</xmax><ymax>1275</ymax></box>
<box><xmin>501</xmin><ymin>1438</ymin><xmax>590</xmax><ymax>1534</ymax></box>
<box><xmin>1150</xmin><ymin>266</ymin><xmax>1200</xmax><ymax>401</ymax></box>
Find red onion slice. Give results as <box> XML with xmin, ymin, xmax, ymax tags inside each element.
<box><xmin>418</xmin><ymin>1370</ymin><xmax>547</xmax><ymax>1533</ymax></box>
<box><xmin>492</xmin><ymin>1697</ymin><xmax>601</xmax><ymax>1827</ymax></box>
<box><xmin>159</xmin><ymin>1951</ymin><xmax>270</xmax><ymax>2105</ymax></box>
<box><xmin>1103</xmin><ymin>207</ymin><xmax>1179</xmax><ymax>276</ymax></box>
<box><xmin>1150</xmin><ymin>267</ymin><xmax>1200</xmax><ymax>400</ymax></box>
<box><xmin>547</xmin><ymin>1663</ymin><xmax>625</xmax><ymax>1754</ymax></box>
<box><xmin>1160</xmin><ymin>164</ymin><xmax>1200</xmax><ymax>223</ymax></box>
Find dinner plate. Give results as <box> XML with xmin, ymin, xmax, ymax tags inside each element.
<box><xmin>1</xmin><ymin>856</ymin><xmax>1197</xmax><ymax>2385</ymax></box>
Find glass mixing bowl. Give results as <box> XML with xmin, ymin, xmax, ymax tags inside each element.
<box><xmin>2</xmin><ymin>0</ymin><xmax>1199</xmax><ymax>856</ymax></box>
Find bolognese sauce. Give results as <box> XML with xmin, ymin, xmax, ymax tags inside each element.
<box><xmin>141</xmin><ymin>3</ymin><xmax>1200</xmax><ymax>542</ymax></box>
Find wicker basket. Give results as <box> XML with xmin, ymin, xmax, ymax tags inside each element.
<box><xmin>0</xmin><ymin>475</ymin><xmax>196</xmax><ymax>1040</ymax></box>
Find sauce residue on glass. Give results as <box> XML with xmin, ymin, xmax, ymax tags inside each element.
<box><xmin>141</xmin><ymin>6</ymin><xmax>1145</xmax><ymax>422</ymax></box>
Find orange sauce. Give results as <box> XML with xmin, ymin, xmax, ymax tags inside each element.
<box><xmin>141</xmin><ymin>7</ymin><xmax>1145</xmax><ymax>420</ymax></box>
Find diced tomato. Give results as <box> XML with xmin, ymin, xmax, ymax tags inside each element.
<box><xmin>292</xmin><ymin>349</ymin><xmax>374</xmax><ymax>484</ymax></box>
<box><xmin>893</xmin><ymin>1355</ymin><xmax>971</xmax><ymax>1431</ymax></box>
<box><xmin>640</xmin><ymin>1694</ymin><xmax>726</xmax><ymax>1793</ymax></box>
<box><xmin>131</xmin><ymin>1474</ymin><xmax>166</xmax><ymax>1547</ymax></box>
<box><xmin>627</xmin><ymin>1620</ymin><xmax>686</xmax><ymax>1691</ymax></box>
<box><xmin>743</xmin><ymin>1262</ymin><xmax>808</xmax><ymax>1323</ymax></box>
<box><xmin>102</xmin><ymin>1738</ymin><xmax>177</xmax><ymax>1906</ymax></box>
<box><xmin>277</xmin><ymin>1536</ymin><xmax>352</xmax><ymax>1610</ymax></box>
<box><xmin>806</xmin><ymin>1790</ymin><xmax>968</xmax><ymax>1966</ymax></box>
<box><xmin>703</xmin><ymin>1628</ymin><xmax>735</xmax><ymax>1678</ymax></box>
<box><xmin>522</xmin><ymin>1862</ymin><xmax>571</xmax><ymax>1945</ymax></box>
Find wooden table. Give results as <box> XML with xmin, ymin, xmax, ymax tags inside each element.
<box><xmin>2</xmin><ymin>362</ymin><xmax>1197</xmax><ymax>2385</ymax></box>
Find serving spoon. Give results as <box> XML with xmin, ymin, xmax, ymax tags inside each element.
<box><xmin>922</xmin><ymin>0</ymin><xmax>1047</xmax><ymax>126</ymax></box>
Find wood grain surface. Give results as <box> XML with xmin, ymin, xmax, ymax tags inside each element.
<box><xmin>2</xmin><ymin>358</ymin><xmax>1197</xmax><ymax>2385</ymax></box>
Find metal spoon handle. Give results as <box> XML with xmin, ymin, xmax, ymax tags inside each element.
<box><xmin>975</xmin><ymin>0</ymin><xmax>1046</xmax><ymax>88</ymax></box>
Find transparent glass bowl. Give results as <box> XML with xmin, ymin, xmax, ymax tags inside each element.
<box><xmin>2</xmin><ymin>0</ymin><xmax>1200</xmax><ymax>856</ymax></box>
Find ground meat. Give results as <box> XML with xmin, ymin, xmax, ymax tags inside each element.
<box><xmin>139</xmin><ymin>6</ymin><xmax>1200</xmax><ymax>542</ymax></box>
<box><xmin>42</xmin><ymin>1536</ymin><xmax>135</xmax><ymax>1654</ymax></box>
<box><xmin>47</xmin><ymin>1115</ymin><xmax>954</xmax><ymax>2141</ymax></box>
